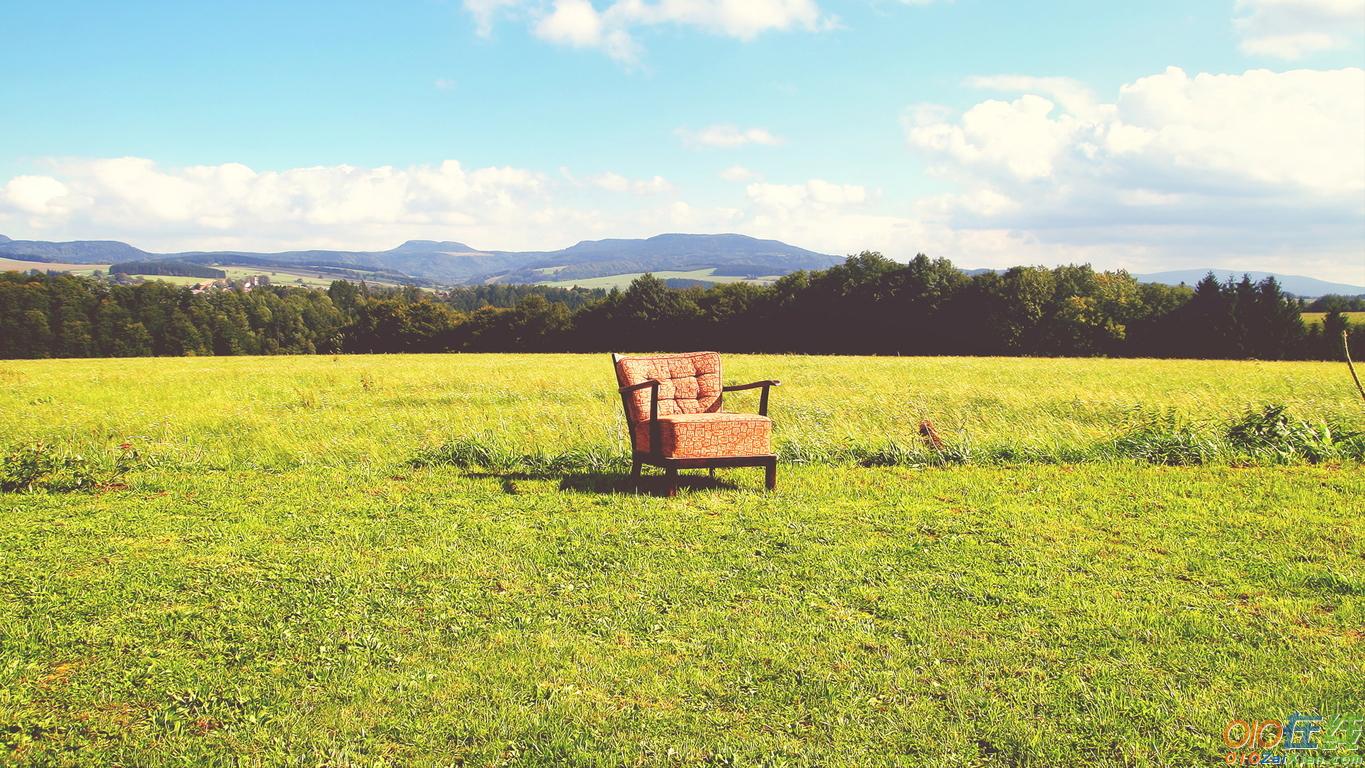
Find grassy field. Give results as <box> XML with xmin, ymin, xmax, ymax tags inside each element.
<box><xmin>0</xmin><ymin>257</ymin><xmax>108</xmax><ymax>277</ymax></box>
<box><xmin>1303</xmin><ymin>311</ymin><xmax>1365</xmax><ymax>327</ymax></box>
<box><xmin>538</xmin><ymin>269</ymin><xmax>781</xmax><ymax>290</ymax></box>
<box><xmin>1</xmin><ymin>259</ymin><xmax>398</xmax><ymax>289</ymax></box>
<box><xmin>118</xmin><ymin>267</ymin><xmax>344</xmax><ymax>289</ymax></box>
<box><xmin>1</xmin><ymin>355</ymin><xmax>1362</xmax><ymax>766</ymax></box>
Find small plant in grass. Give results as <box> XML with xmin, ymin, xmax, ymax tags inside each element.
<box><xmin>292</xmin><ymin>387</ymin><xmax>321</xmax><ymax>410</ymax></box>
<box><xmin>1113</xmin><ymin>409</ymin><xmax>1221</xmax><ymax>466</ymax></box>
<box><xmin>854</xmin><ymin>439</ymin><xmax>922</xmax><ymax>468</ymax></box>
<box><xmin>410</xmin><ymin>434</ymin><xmax>520</xmax><ymax>472</ymax></box>
<box><xmin>522</xmin><ymin>443</ymin><xmax>627</xmax><ymax>476</ymax></box>
<box><xmin>1</xmin><ymin>443</ymin><xmax>101</xmax><ymax>492</ymax></box>
<box><xmin>776</xmin><ymin>437</ymin><xmax>838</xmax><ymax>465</ymax></box>
<box><xmin>853</xmin><ymin>434</ymin><xmax>972</xmax><ymax>468</ymax></box>
<box><xmin>1225</xmin><ymin>404</ymin><xmax>1361</xmax><ymax>464</ymax></box>
<box><xmin>412</xmin><ymin>436</ymin><xmax>630</xmax><ymax>476</ymax></box>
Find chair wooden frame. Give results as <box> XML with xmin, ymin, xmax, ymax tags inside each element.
<box><xmin>612</xmin><ymin>353</ymin><xmax>779</xmax><ymax>496</ymax></box>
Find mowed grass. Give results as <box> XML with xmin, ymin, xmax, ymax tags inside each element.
<box><xmin>1</xmin><ymin>354</ymin><xmax>1363</xmax><ymax>766</ymax></box>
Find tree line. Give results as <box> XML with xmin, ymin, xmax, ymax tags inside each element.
<box><xmin>1</xmin><ymin>253</ymin><xmax>1359</xmax><ymax>360</ymax></box>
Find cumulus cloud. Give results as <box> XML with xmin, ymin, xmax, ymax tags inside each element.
<box><xmin>2</xmin><ymin>176</ymin><xmax>71</xmax><ymax>217</ymax></box>
<box><xmin>0</xmin><ymin>156</ymin><xmax>885</xmax><ymax>266</ymax></box>
<box><xmin>1234</xmin><ymin>0</ymin><xmax>1365</xmax><ymax>59</ymax></box>
<box><xmin>747</xmin><ymin>179</ymin><xmax>867</xmax><ymax>211</ymax></box>
<box><xmin>465</xmin><ymin>0</ymin><xmax>526</xmax><ymax>36</ymax></box>
<box><xmin>590</xmin><ymin>171</ymin><xmax>673</xmax><ymax>193</ymax></box>
<box><xmin>719</xmin><ymin>165</ymin><xmax>757</xmax><ymax>182</ymax></box>
<box><xmin>0</xmin><ymin>158</ymin><xmax>552</xmax><ymax>252</ymax></box>
<box><xmin>903</xmin><ymin>66</ymin><xmax>1365</xmax><ymax>281</ymax></box>
<box><xmin>677</xmin><ymin>125</ymin><xmax>783</xmax><ymax>148</ymax></box>
<box><xmin>467</xmin><ymin>0</ymin><xmax>832</xmax><ymax>62</ymax></box>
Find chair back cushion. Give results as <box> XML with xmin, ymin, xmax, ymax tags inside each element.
<box><xmin>614</xmin><ymin>352</ymin><xmax>723</xmax><ymax>422</ymax></box>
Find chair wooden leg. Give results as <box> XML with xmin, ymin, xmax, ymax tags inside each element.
<box><xmin>664</xmin><ymin>467</ymin><xmax>678</xmax><ymax>497</ymax></box>
<box><xmin>764</xmin><ymin>459</ymin><xmax>777</xmax><ymax>491</ymax></box>
<box><xmin>630</xmin><ymin>458</ymin><xmax>642</xmax><ymax>490</ymax></box>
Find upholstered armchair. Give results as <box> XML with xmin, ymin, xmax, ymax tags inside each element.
<box><xmin>612</xmin><ymin>352</ymin><xmax>779</xmax><ymax>496</ymax></box>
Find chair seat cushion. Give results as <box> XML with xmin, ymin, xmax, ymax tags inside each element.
<box><xmin>633</xmin><ymin>412</ymin><xmax>772</xmax><ymax>458</ymax></box>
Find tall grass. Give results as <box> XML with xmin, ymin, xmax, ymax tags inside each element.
<box><xmin>1</xmin><ymin>355</ymin><xmax>1361</xmax><ymax>487</ymax></box>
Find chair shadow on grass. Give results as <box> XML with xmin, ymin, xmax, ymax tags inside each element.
<box><xmin>462</xmin><ymin>470</ymin><xmax>740</xmax><ymax>496</ymax></box>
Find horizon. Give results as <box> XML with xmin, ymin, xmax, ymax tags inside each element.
<box><xmin>4</xmin><ymin>228</ymin><xmax>1365</xmax><ymax>291</ymax></box>
<box><xmin>2</xmin><ymin>1</ymin><xmax>1364</xmax><ymax>284</ymax></box>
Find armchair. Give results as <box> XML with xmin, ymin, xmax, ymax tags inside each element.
<box><xmin>612</xmin><ymin>351</ymin><xmax>780</xmax><ymax>496</ymax></box>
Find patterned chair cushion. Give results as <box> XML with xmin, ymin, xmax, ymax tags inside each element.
<box><xmin>632</xmin><ymin>413</ymin><xmax>772</xmax><ymax>458</ymax></box>
<box><xmin>614</xmin><ymin>352</ymin><xmax>723</xmax><ymax>421</ymax></box>
<box><xmin>615</xmin><ymin>351</ymin><xmax>773</xmax><ymax>457</ymax></box>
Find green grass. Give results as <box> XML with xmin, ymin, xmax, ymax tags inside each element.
<box><xmin>129</xmin><ymin>267</ymin><xmax>394</xmax><ymax>289</ymax></box>
<box><xmin>538</xmin><ymin>269</ymin><xmax>780</xmax><ymax>289</ymax></box>
<box><xmin>1</xmin><ymin>355</ymin><xmax>1362</xmax><ymax>766</ymax></box>
<box><xmin>1302</xmin><ymin>311</ymin><xmax>1365</xmax><ymax>327</ymax></box>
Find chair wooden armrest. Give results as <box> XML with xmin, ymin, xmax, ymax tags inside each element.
<box><xmin>722</xmin><ymin>380</ymin><xmax>780</xmax><ymax>392</ymax></box>
<box><xmin>618</xmin><ymin>379</ymin><xmax>661</xmax><ymax>452</ymax></box>
<box><xmin>722</xmin><ymin>380</ymin><xmax>780</xmax><ymax>416</ymax></box>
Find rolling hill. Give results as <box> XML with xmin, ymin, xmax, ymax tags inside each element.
<box><xmin>1131</xmin><ymin>269</ymin><xmax>1364</xmax><ymax>299</ymax></box>
<box><xmin>3</xmin><ymin>233</ymin><xmax>1361</xmax><ymax>295</ymax></box>
<box><xmin>0</xmin><ymin>233</ymin><xmax>842</xmax><ymax>287</ymax></box>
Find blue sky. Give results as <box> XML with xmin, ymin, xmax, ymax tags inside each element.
<box><xmin>2</xmin><ymin>0</ymin><xmax>1363</xmax><ymax>282</ymax></box>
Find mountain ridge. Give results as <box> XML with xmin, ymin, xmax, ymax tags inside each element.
<box><xmin>1</xmin><ymin>233</ymin><xmax>1361</xmax><ymax>296</ymax></box>
<box><xmin>0</xmin><ymin>233</ymin><xmax>843</xmax><ymax>286</ymax></box>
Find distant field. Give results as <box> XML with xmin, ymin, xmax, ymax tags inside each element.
<box><xmin>1</xmin><ymin>256</ymin><xmax>393</xmax><ymax>289</ymax></box>
<box><xmin>124</xmin><ymin>266</ymin><xmax>368</xmax><ymax>289</ymax></box>
<box><xmin>1</xmin><ymin>355</ymin><xmax>1361</xmax><ymax>765</ymax></box>
<box><xmin>538</xmin><ymin>268</ymin><xmax>781</xmax><ymax>289</ymax></box>
<box><xmin>1303</xmin><ymin>311</ymin><xmax>1365</xmax><ymax>327</ymax></box>
<box><xmin>0</xmin><ymin>256</ymin><xmax>108</xmax><ymax>276</ymax></box>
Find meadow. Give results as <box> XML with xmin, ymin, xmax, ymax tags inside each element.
<box><xmin>0</xmin><ymin>258</ymin><xmax>107</xmax><ymax>278</ymax></box>
<box><xmin>1303</xmin><ymin>311</ymin><xmax>1365</xmax><ymax>328</ymax></box>
<box><xmin>1</xmin><ymin>354</ymin><xmax>1362</xmax><ymax>766</ymax></box>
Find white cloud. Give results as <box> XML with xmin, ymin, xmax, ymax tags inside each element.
<box><xmin>466</xmin><ymin>0</ymin><xmax>833</xmax><ymax>62</ymax></box>
<box><xmin>677</xmin><ymin>125</ymin><xmax>783</xmax><ymax>148</ymax></box>
<box><xmin>465</xmin><ymin>0</ymin><xmax>525</xmax><ymax>36</ymax></box>
<box><xmin>2</xmin><ymin>175</ymin><xmax>71</xmax><ymax>217</ymax></box>
<box><xmin>903</xmin><ymin>66</ymin><xmax>1365</xmax><ymax>282</ymax></box>
<box><xmin>0</xmin><ymin>155</ymin><xmax>881</xmax><ymax>270</ymax></box>
<box><xmin>604</xmin><ymin>0</ymin><xmax>829</xmax><ymax>40</ymax></box>
<box><xmin>1234</xmin><ymin>0</ymin><xmax>1365</xmax><ymax>59</ymax></box>
<box><xmin>590</xmin><ymin>171</ymin><xmax>673</xmax><ymax>193</ymax></box>
<box><xmin>434</xmin><ymin>78</ymin><xmax>457</xmax><ymax>91</ymax></box>
<box><xmin>964</xmin><ymin>75</ymin><xmax>1098</xmax><ymax>118</ymax></box>
<box><xmin>719</xmin><ymin>165</ymin><xmax>757</xmax><ymax>182</ymax></box>
<box><xmin>747</xmin><ymin>179</ymin><xmax>867</xmax><ymax>211</ymax></box>
<box><xmin>0</xmin><ymin>158</ymin><xmax>552</xmax><ymax>252</ymax></box>
<box><xmin>535</xmin><ymin>0</ymin><xmax>604</xmax><ymax>45</ymax></box>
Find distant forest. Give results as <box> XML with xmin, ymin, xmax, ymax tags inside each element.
<box><xmin>110</xmin><ymin>260</ymin><xmax>226</xmax><ymax>279</ymax></box>
<box><xmin>1</xmin><ymin>252</ymin><xmax>1360</xmax><ymax>360</ymax></box>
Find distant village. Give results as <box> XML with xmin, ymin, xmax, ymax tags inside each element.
<box><xmin>189</xmin><ymin>274</ymin><xmax>270</xmax><ymax>294</ymax></box>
